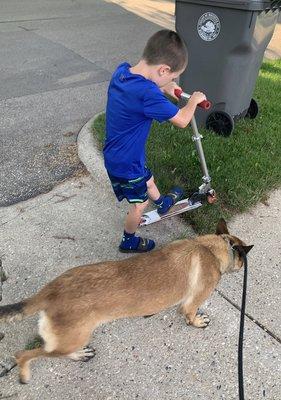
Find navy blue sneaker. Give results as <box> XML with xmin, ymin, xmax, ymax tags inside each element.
<box><xmin>119</xmin><ymin>231</ymin><xmax>155</xmax><ymax>253</ymax></box>
<box><xmin>156</xmin><ymin>187</ymin><xmax>184</xmax><ymax>215</ymax></box>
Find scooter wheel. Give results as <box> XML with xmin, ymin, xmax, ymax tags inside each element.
<box><xmin>207</xmin><ymin>191</ymin><xmax>217</xmax><ymax>204</ymax></box>
<box><xmin>206</xmin><ymin>111</ymin><xmax>234</xmax><ymax>137</ymax></box>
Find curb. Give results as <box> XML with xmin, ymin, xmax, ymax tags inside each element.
<box><xmin>77</xmin><ymin>113</ymin><xmax>109</xmax><ymax>188</ymax></box>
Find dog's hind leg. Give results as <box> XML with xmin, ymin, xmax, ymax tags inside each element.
<box><xmin>16</xmin><ymin>326</ymin><xmax>94</xmax><ymax>384</ymax></box>
<box><xmin>16</xmin><ymin>312</ymin><xmax>98</xmax><ymax>383</ymax></box>
<box><xmin>15</xmin><ymin>347</ymin><xmax>62</xmax><ymax>384</ymax></box>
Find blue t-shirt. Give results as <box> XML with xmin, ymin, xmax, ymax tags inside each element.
<box><xmin>103</xmin><ymin>62</ymin><xmax>179</xmax><ymax>179</ymax></box>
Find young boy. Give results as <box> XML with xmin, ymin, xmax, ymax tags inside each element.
<box><xmin>104</xmin><ymin>29</ymin><xmax>206</xmax><ymax>253</ymax></box>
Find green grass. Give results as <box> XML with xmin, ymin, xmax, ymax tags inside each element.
<box><xmin>0</xmin><ymin>269</ymin><xmax>7</xmax><ymax>283</ymax></box>
<box><xmin>25</xmin><ymin>335</ymin><xmax>43</xmax><ymax>350</ymax></box>
<box><xmin>92</xmin><ymin>59</ymin><xmax>281</xmax><ymax>234</ymax></box>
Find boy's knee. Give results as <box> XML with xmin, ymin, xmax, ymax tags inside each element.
<box><xmin>146</xmin><ymin>176</ymin><xmax>155</xmax><ymax>190</ymax></box>
<box><xmin>132</xmin><ymin>200</ymin><xmax>149</xmax><ymax>213</ymax></box>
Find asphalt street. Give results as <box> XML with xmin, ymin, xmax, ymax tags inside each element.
<box><xmin>0</xmin><ymin>0</ymin><xmax>157</xmax><ymax>206</ymax></box>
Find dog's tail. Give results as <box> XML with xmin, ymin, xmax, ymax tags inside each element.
<box><xmin>0</xmin><ymin>295</ymin><xmax>43</xmax><ymax>323</ymax></box>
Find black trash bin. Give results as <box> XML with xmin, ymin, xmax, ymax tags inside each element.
<box><xmin>176</xmin><ymin>0</ymin><xmax>280</xmax><ymax>135</ymax></box>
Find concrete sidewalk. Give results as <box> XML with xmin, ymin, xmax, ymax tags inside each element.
<box><xmin>0</xmin><ymin>118</ymin><xmax>280</xmax><ymax>400</ymax></box>
<box><xmin>1</xmin><ymin>1</ymin><xmax>280</xmax><ymax>399</ymax></box>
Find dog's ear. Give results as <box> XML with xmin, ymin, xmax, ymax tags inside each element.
<box><xmin>233</xmin><ymin>244</ymin><xmax>254</xmax><ymax>256</ymax></box>
<box><xmin>241</xmin><ymin>245</ymin><xmax>254</xmax><ymax>254</ymax></box>
<box><xmin>216</xmin><ymin>218</ymin><xmax>229</xmax><ymax>235</ymax></box>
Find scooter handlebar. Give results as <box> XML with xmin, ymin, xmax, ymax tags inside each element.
<box><xmin>174</xmin><ymin>89</ymin><xmax>212</xmax><ymax>110</ymax></box>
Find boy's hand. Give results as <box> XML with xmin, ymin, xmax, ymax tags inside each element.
<box><xmin>161</xmin><ymin>82</ymin><xmax>182</xmax><ymax>100</ymax></box>
<box><xmin>170</xmin><ymin>90</ymin><xmax>207</xmax><ymax>129</ymax></box>
<box><xmin>190</xmin><ymin>91</ymin><xmax>207</xmax><ymax>105</ymax></box>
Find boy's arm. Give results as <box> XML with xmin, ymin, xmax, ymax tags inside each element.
<box><xmin>169</xmin><ymin>92</ymin><xmax>206</xmax><ymax>128</ymax></box>
<box><xmin>161</xmin><ymin>82</ymin><xmax>181</xmax><ymax>100</ymax></box>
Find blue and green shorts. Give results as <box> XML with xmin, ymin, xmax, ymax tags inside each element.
<box><xmin>107</xmin><ymin>168</ymin><xmax>152</xmax><ymax>204</ymax></box>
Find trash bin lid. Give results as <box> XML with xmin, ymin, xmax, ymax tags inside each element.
<box><xmin>176</xmin><ymin>0</ymin><xmax>276</xmax><ymax>11</ymax></box>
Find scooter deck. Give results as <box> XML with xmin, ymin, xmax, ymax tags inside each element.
<box><xmin>139</xmin><ymin>198</ymin><xmax>202</xmax><ymax>226</ymax></box>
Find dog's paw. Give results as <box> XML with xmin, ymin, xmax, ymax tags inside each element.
<box><xmin>68</xmin><ymin>346</ymin><xmax>96</xmax><ymax>362</ymax></box>
<box><xmin>188</xmin><ymin>314</ymin><xmax>210</xmax><ymax>328</ymax></box>
<box><xmin>19</xmin><ymin>376</ymin><xmax>29</xmax><ymax>385</ymax></box>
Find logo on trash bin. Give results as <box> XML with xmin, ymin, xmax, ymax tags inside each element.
<box><xmin>197</xmin><ymin>12</ymin><xmax>220</xmax><ymax>41</ymax></box>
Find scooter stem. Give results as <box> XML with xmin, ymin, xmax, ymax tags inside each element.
<box><xmin>190</xmin><ymin>116</ymin><xmax>211</xmax><ymax>187</ymax></box>
<box><xmin>174</xmin><ymin>89</ymin><xmax>212</xmax><ymax>192</ymax></box>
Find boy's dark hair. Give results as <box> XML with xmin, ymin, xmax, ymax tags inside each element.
<box><xmin>142</xmin><ymin>30</ymin><xmax>188</xmax><ymax>72</ymax></box>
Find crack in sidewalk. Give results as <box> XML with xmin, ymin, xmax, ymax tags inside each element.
<box><xmin>0</xmin><ymin>189</ymin><xmax>80</xmax><ymax>228</ymax></box>
<box><xmin>0</xmin><ymin>358</ymin><xmax>17</xmax><ymax>378</ymax></box>
<box><xmin>0</xmin><ymin>194</ymin><xmax>58</xmax><ymax>228</ymax></box>
<box><xmin>0</xmin><ymin>393</ymin><xmax>19</xmax><ymax>399</ymax></box>
<box><xmin>216</xmin><ymin>289</ymin><xmax>281</xmax><ymax>344</ymax></box>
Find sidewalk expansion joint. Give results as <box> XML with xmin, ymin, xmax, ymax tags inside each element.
<box><xmin>0</xmin><ymin>359</ymin><xmax>17</xmax><ymax>378</ymax></box>
<box><xmin>0</xmin><ymin>393</ymin><xmax>19</xmax><ymax>399</ymax></box>
<box><xmin>215</xmin><ymin>289</ymin><xmax>281</xmax><ymax>344</ymax></box>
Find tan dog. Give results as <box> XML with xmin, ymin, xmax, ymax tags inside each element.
<box><xmin>0</xmin><ymin>219</ymin><xmax>252</xmax><ymax>384</ymax></box>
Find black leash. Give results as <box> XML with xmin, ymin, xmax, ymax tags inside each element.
<box><xmin>0</xmin><ymin>258</ymin><xmax>3</xmax><ymax>302</ymax></box>
<box><xmin>238</xmin><ymin>251</ymin><xmax>248</xmax><ymax>400</ymax></box>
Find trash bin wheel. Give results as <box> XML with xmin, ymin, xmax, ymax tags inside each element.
<box><xmin>206</xmin><ymin>111</ymin><xmax>234</xmax><ymax>137</ymax></box>
<box><xmin>245</xmin><ymin>98</ymin><xmax>258</xmax><ymax>119</ymax></box>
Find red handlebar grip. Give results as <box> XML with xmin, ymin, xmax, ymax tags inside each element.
<box><xmin>174</xmin><ymin>88</ymin><xmax>183</xmax><ymax>98</ymax></box>
<box><xmin>198</xmin><ymin>100</ymin><xmax>212</xmax><ymax>110</ymax></box>
<box><xmin>174</xmin><ymin>89</ymin><xmax>211</xmax><ymax>110</ymax></box>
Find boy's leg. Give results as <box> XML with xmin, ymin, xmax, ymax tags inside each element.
<box><xmin>107</xmin><ymin>171</ymin><xmax>155</xmax><ymax>253</ymax></box>
<box><xmin>124</xmin><ymin>200</ymin><xmax>149</xmax><ymax>234</ymax></box>
<box><xmin>146</xmin><ymin>176</ymin><xmax>161</xmax><ymax>202</ymax></box>
<box><xmin>120</xmin><ymin>200</ymin><xmax>155</xmax><ymax>252</ymax></box>
<box><xmin>147</xmin><ymin>176</ymin><xmax>184</xmax><ymax>215</ymax></box>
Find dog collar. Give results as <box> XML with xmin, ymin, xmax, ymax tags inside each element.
<box><xmin>222</xmin><ymin>235</ymin><xmax>236</xmax><ymax>268</ymax></box>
